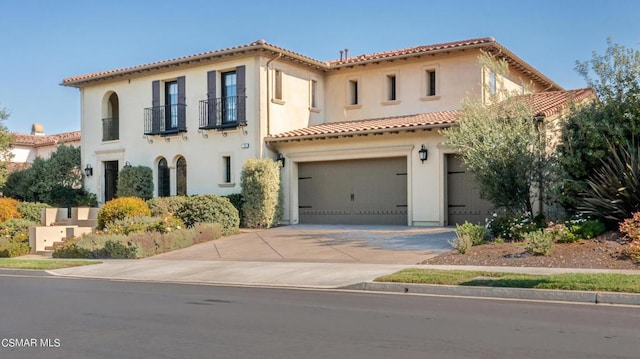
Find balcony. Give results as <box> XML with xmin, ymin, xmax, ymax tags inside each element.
<box><xmin>199</xmin><ymin>96</ymin><xmax>247</xmax><ymax>130</ymax></box>
<box><xmin>144</xmin><ymin>104</ymin><xmax>187</xmax><ymax>136</ymax></box>
<box><xmin>102</xmin><ymin>117</ymin><xmax>119</xmax><ymax>141</ymax></box>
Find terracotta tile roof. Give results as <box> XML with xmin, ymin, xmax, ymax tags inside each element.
<box><xmin>266</xmin><ymin>111</ymin><xmax>461</xmax><ymax>142</ymax></box>
<box><xmin>62</xmin><ymin>37</ymin><xmax>561</xmax><ymax>91</ymax></box>
<box><xmin>527</xmin><ymin>88</ymin><xmax>595</xmax><ymax>117</ymax></box>
<box><xmin>12</xmin><ymin>131</ymin><xmax>81</xmax><ymax>147</ymax></box>
<box><xmin>61</xmin><ymin>39</ymin><xmax>328</xmax><ymax>87</ymax></box>
<box><xmin>329</xmin><ymin>37</ymin><xmax>495</xmax><ymax>65</ymax></box>
<box><xmin>266</xmin><ymin>88</ymin><xmax>593</xmax><ymax>143</ymax></box>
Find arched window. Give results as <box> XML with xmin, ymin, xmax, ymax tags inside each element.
<box><xmin>158</xmin><ymin>158</ymin><xmax>170</xmax><ymax>197</ymax></box>
<box><xmin>176</xmin><ymin>156</ymin><xmax>187</xmax><ymax>196</ymax></box>
<box><xmin>103</xmin><ymin>92</ymin><xmax>119</xmax><ymax>141</ymax></box>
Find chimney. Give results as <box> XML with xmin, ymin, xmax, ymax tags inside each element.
<box><xmin>344</xmin><ymin>48</ymin><xmax>349</xmax><ymax>60</ymax></box>
<box><xmin>340</xmin><ymin>50</ymin><xmax>343</xmax><ymax>61</ymax></box>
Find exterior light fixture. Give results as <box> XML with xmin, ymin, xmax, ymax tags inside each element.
<box><xmin>418</xmin><ymin>145</ymin><xmax>428</xmax><ymax>163</ymax></box>
<box><xmin>124</xmin><ymin>161</ymin><xmax>132</xmax><ymax>168</ymax></box>
<box><xmin>276</xmin><ymin>153</ymin><xmax>285</xmax><ymax>168</ymax></box>
<box><xmin>84</xmin><ymin>164</ymin><xmax>93</xmax><ymax>177</ymax></box>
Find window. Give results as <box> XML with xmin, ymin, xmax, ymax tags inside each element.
<box><xmin>158</xmin><ymin>158</ymin><xmax>170</xmax><ymax>197</ymax></box>
<box><xmin>386</xmin><ymin>74</ymin><xmax>396</xmax><ymax>101</ymax></box>
<box><xmin>349</xmin><ymin>79</ymin><xmax>359</xmax><ymax>105</ymax></box>
<box><xmin>426</xmin><ymin>70</ymin><xmax>436</xmax><ymax>96</ymax></box>
<box><xmin>221</xmin><ymin>71</ymin><xmax>237</xmax><ymax>124</ymax></box>
<box><xmin>274</xmin><ymin>69</ymin><xmax>283</xmax><ymax>100</ymax></box>
<box><xmin>165</xmin><ymin>81</ymin><xmax>178</xmax><ymax>129</ymax></box>
<box><xmin>176</xmin><ymin>156</ymin><xmax>187</xmax><ymax>196</ymax></box>
<box><xmin>223</xmin><ymin>156</ymin><xmax>232</xmax><ymax>183</ymax></box>
<box><xmin>103</xmin><ymin>92</ymin><xmax>119</xmax><ymax>141</ymax></box>
<box><xmin>311</xmin><ymin>80</ymin><xmax>318</xmax><ymax>108</ymax></box>
<box><xmin>489</xmin><ymin>71</ymin><xmax>496</xmax><ymax>95</ymax></box>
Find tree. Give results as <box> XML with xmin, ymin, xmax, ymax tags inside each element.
<box><xmin>557</xmin><ymin>39</ymin><xmax>640</xmax><ymax>211</ymax></box>
<box><xmin>0</xmin><ymin>107</ymin><xmax>14</xmax><ymax>187</ymax></box>
<box><xmin>3</xmin><ymin>144</ymin><xmax>93</xmax><ymax>206</ymax></box>
<box><xmin>116</xmin><ymin>165</ymin><xmax>153</xmax><ymax>200</ymax></box>
<box><xmin>441</xmin><ymin>52</ymin><xmax>544</xmax><ymax>214</ymax></box>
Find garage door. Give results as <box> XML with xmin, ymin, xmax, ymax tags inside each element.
<box><xmin>447</xmin><ymin>154</ymin><xmax>494</xmax><ymax>225</ymax></box>
<box><xmin>298</xmin><ymin>157</ymin><xmax>407</xmax><ymax>225</ymax></box>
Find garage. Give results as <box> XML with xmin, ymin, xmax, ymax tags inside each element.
<box><xmin>298</xmin><ymin>157</ymin><xmax>407</xmax><ymax>225</ymax></box>
<box><xmin>447</xmin><ymin>154</ymin><xmax>494</xmax><ymax>225</ymax></box>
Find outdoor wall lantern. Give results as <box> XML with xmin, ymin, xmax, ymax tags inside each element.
<box><xmin>124</xmin><ymin>161</ymin><xmax>132</xmax><ymax>168</ymax></box>
<box><xmin>418</xmin><ymin>145</ymin><xmax>428</xmax><ymax>163</ymax></box>
<box><xmin>276</xmin><ymin>153</ymin><xmax>286</xmax><ymax>168</ymax></box>
<box><xmin>84</xmin><ymin>164</ymin><xmax>93</xmax><ymax>177</ymax></box>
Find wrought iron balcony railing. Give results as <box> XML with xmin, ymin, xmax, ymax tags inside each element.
<box><xmin>199</xmin><ymin>95</ymin><xmax>247</xmax><ymax>130</ymax></box>
<box><xmin>102</xmin><ymin>117</ymin><xmax>119</xmax><ymax>141</ymax></box>
<box><xmin>144</xmin><ymin>104</ymin><xmax>187</xmax><ymax>135</ymax></box>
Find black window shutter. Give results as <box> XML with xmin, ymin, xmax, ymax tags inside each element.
<box><xmin>236</xmin><ymin>65</ymin><xmax>246</xmax><ymax>126</ymax></box>
<box><xmin>152</xmin><ymin>80</ymin><xmax>161</xmax><ymax>133</ymax></box>
<box><xmin>177</xmin><ymin>76</ymin><xmax>186</xmax><ymax>130</ymax></box>
<box><xmin>207</xmin><ymin>70</ymin><xmax>217</xmax><ymax>127</ymax></box>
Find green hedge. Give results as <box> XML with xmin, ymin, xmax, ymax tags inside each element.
<box><xmin>240</xmin><ymin>159</ymin><xmax>281</xmax><ymax>228</ymax></box>
<box><xmin>17</xmin><ymin>202</ymin><xmax>50</xmax><ymax>223</ymax></box>
<box><xmin>176</xmin><ymin>195</ymin><xmax>239</xmax><ymax>235</ymax></box>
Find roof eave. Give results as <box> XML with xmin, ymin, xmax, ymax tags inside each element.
<box><xmin>265</xmin><ymin>122</ymin><xmax>455</xmax><ymax>144</ymax></box>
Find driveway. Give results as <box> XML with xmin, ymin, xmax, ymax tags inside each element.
<box><xmin>148</xmin><ymin>225</ymin><xmax>455</xmax><ymax>264</ymax></box>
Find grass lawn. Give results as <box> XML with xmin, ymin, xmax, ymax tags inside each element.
<box><xmin>376</xmin><ymin>269</ymin><xmax>640</xmax><ymax>293</ymax></box>
<box><xmin>0</xmin><ymin>258</ymin><xmax>101</xmax><ymax>270</ymax></box>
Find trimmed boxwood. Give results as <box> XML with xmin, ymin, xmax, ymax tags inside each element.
<box><xmin>175</xmin><ymin>194</ymin><xmax>239</xmax><ymax>235</ymax></box>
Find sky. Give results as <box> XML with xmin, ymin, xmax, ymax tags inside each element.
<box><xmin>0</xmin><ymin>0</ymin><xmax>639</xmax><ymax>135</ymax></box>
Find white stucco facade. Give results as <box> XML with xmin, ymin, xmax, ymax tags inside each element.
<box><xmin>64</xmin><ymin>37</ymin><xmax>568</xmax><ymax>225</ymax></box>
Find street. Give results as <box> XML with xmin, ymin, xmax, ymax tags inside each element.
<box><xmin>1</xmin><ymin>273</ymin><xmax>639</xmax><ymax>359</ymax></box>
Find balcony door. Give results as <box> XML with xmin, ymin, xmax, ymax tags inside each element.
<box><xmin>221</xmin><ymin>71</ymin><xmax>237</xmax><ymax>124</ymax></box>
<box><xmin>165</xmin><ymin>81</ymin><xmax>178</xmax><ymax>130</ymax></box>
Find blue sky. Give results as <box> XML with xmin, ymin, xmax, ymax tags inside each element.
<box><xmin>1</xmin><ymin>0</ymin><xmax>639</xmax><ymax>134</ymax></box>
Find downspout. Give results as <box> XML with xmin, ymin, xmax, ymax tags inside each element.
<box><xmin>265</xmin><ymin>53</ymin><xmax>282</xmax><ymax>141</ymax></box>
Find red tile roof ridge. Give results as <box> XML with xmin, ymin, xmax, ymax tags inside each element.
<box><xmin>12</xmin><ymin>130</ymin><xmax>81</xmax><ymax>147</ymax></box>
<box><xmin>329</xmin><ymin>37</ymin><xmax>495</xmax><ymax>65</ymax></box>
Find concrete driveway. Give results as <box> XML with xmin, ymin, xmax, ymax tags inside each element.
<box><xmin>148</xmin><ymin>225</ymin><xmax>455</xmax><ymax>264</ymax></box>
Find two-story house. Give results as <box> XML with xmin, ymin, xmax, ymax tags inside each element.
<box><xmin>62</xmin><ymin>37</ymin><xmax>591</xmax><ymax>226</ymax></box>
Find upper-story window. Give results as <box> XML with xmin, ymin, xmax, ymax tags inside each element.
<box><xmin>165</xmin><ymin>81</ymin><xmax>178</xmax><ymax>129</ymax></box>
<box><xmin>386</xmin><ymin>74</ymin><xmax>397</xmax><ymax>101</ymax></box>
<box><xmin>311</xmin><ymin>79</ymin><xmax>318</xmax><ymax>109</ymax></box>
<box><xmin>199</xmin><ymin>66</ymin><xmax>247</xmax><ymax>131</ymax></box>
<box><xmin>102</xmin><ymin>92</ymin><xmax>119</xmax><ymax>141</ymax></box>
<box><xmin>348</xmin><ymin>79</ymin><xmax>359</xmax><ymax>105</ymax></box>
<box><xmin>426</xmin><ymin>70</ymin><xmax>436</xmax><ymax>96</ymax></box>
<box><xmin>489</xmin><ymin>71</ymin><xmax>497</xmax><ymax>95</ymax></box>
<box><xmin>145</xmin><ymin>77</ymin><xmax>186</xmax><ymax>136</ymax></box>
<box><xmin>274</xmin><ymin>69</ymin><xmax>283</xmax><ymax>101</ymax></box>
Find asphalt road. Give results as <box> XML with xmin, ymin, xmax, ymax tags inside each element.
<box><xmin>1</xmin><ymin>273</ymin><xmax>639</xmax><ymax>359</ymax></box>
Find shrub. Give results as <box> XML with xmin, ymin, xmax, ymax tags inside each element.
<box><xmin>524</xmin><ymin>230</ymin><xmax>553</xmax><ymax>256</ymax></box>
<box><xmin>241</xmin><ymin>159</ymin><xmax>281</xmax><ymax>228</ymax></box>
<box><xmin>0</xmin><ymin>240</ymin><xmax>30</xmax><ymax>257</ymax></box>
<box><xmin>620</xmin><ymin>212</ymin><xmax>640</xmax><ymax>242</ymax></box>
<box><xmin>224</xmin><ymin>193</ymin><xmax>245</xmax><ymax>227</ymax></box>
<box><xmin>0</xmin><ymin>198</ymin><xmax>21</xmax><ymax>222</ymax></box>
<box><xmin>0</xmin><ymin>219</ymin><xmax>37</xmax><ymax>244</ymax></box>
<box><xmin>17</xmin><ymin>202</ymin><xmax>50</xmax><ymax>223</ymax></box>
<box><xmin>579</xmin><ymin>140</ymin><xmax>640</xmax><ymax>226</ymax></box>
<box><xmin>192</xmin><ymin>222</ymin><xmax>223</xmax><ymax>244</ymax></box>
<box><xmin>103</xmin><ymin>215</ymin><xmax>184</xmax><ymax>235</ymax></box>
<box><xmin>545</xmin><ymin>222</ymin><xmax>577</xmax><ymax>243</ymax></box>
<box><xmin>570</xmin><ymin>219</ymin><xmax>606</xmax><ymax>239</ymax></box>
<box><xmin>97</xmin><ymin>197</ymin><xmax>151</xmax><ymax>229</ymax></box>
<box><xmin>117</xmin><ymin>166</ymin><xmax>154</xmax><ymax>200</ymax></box>
<box><xmin>176</xmin><ymin>195</ymin><xmax>239</xmax><ymax>235</ymax></box>
<box><xmin>487</xmin><ymin>211</ymin><xmax>541</xmax><ymax>241</ymax></box>
<box><xmin>455</xmin><ymin>221</ymin><xmax>487</xmax><ymax>246</ymax></box>
<box><xmin>449</xmin><ymin>234</ymin><xmax>473</xmax><ymax>254</ymax></box>
<box><xmin>49</xmin><ymin>186</ymin><xmax>98</xmax><ymax>208</ymax></box>
<box><xmin>147</xmin><ymin>196</ymin><xmax>187</xmax><ymax>217</ymax></box>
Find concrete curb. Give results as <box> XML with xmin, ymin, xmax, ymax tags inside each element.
<box><xmin>343</xmin><ymin>282</ymin><xmax>640</xmax><ymax>305</ymax></box>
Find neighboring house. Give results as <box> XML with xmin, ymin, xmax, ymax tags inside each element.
<box><xmin>10</xmin><ymin>124</ymin><xmax>81</xmax><ymax>172</ymax></box>
<box><xmin>61</xmin><ymin>37</ymin><xmax>592</xmax><ymax>226</ymax></box>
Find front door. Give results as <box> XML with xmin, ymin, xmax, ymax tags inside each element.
<box><xmin>104</xmin><ymin>161</ymin><xmax>119</xmax><ymax>202</ymax></box>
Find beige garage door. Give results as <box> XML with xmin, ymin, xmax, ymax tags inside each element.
<box><xmin>447</xmin><ymin>154</ymin><xmax>494</xmax><ymax>225</ymax></box>
<box><xmin>298</xmin><ymin>157</ymin><xmax>407</xmax><ymax>225</ymax></box>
